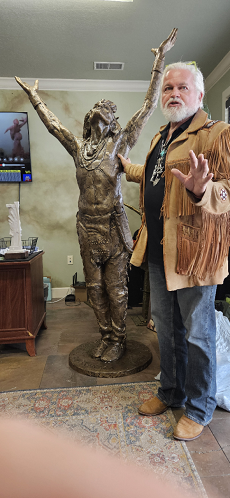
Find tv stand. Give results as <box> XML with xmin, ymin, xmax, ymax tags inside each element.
<box><xmin>0</xmin><ymin>251</ymin><xmax>46</xmax><ymax>356</ymax></box>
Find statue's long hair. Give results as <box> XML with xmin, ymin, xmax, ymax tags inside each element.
<box><xmin>83</xmin><ymin>99</ymin><xmax>121</xmax><ymax>140</ymax></box>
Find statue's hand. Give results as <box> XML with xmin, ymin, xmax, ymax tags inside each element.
<box><xmin>15</xmin><ymin>76</ymin><xmax>39</xmax><ymax>96</ymax></box>
<box><xmin>151</xmin><ymin>28</ymin><xmax>178</xmax><ymax>58</ymax></box>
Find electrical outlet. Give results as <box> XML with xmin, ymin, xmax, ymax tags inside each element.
<box><xmin>67</xmin><ymin>255</ymin><xmax>73</xmax><ymax>265</ymax></box>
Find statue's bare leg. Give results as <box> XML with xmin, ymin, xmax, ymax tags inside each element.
<box><xmin>77</xmin><ymin>216</ymin><xmax>128</xmax><ymax>361</ymax></box>
<box><xmin>101</xmin><ymin>243</ymin><xmax>128</xmax><ymax>362</ymax></box>
<box><xmin>77</xmin><ymin>220</ymin><xmax>112</xmax><ymax>357</ymax></box>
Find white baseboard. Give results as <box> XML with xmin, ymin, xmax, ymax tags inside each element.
<box><xmin>51</xmin><ymin>287</ymin><xmax>74</xmax><ymax>299</ymax></box>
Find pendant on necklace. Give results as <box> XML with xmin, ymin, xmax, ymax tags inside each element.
<box><xmin>150</xmin><ymin>160</ymin><xmax>164</xmax><ymax>186</ymax></box>
<box><xmin>151</xmin><ymin>176</ymin><xmax>161</xmax><ymax>186</ymax></box>
<box><xmin>150</xmin><ymin>138</ymin><xmax>168</xmax><ymax>186</ymax></box>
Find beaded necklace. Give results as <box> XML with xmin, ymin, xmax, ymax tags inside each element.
<box><xmin>79</xmin><ymin>136</ymin><xmax>109</xmax><ymax>170</ymax></box>
<box><xmin>150</xmin><ymin>137</ymin><xmax>171</xmax><ymax>186</ymax></box>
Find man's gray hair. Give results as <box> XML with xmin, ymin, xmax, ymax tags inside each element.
<box><xmin>160</xmin><ymin>62</ymin><xmax>205</xmax><ymax>107</ymax></box>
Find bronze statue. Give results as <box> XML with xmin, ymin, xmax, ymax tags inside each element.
<box><xmin>15</xmin><ymin>29</ymin><xmax>177</xmax><ymax>362</ymax></box>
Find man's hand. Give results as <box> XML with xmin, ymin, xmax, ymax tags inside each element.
<box><xmin>117</xmin><ymin>154</ymin><xmax>131</xmax><ymax>173</ymax></box>
<box><xmin>171</xmin><ymin>150</ymin><xmax>213</xmax><ymax>199</ymax></box>
<box><xmin>15</xmin><ymin>76</ymin><xmax>39</xmax><ymax>96</ymax></box>
<box><xmin>151</xmin><ymin>28</ymin><xmax>178</xmax><ymax>59</ymax></box>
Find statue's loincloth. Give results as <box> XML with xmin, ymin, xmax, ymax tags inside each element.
<box><xmin>77</xmin><ymin>209</ymin><xmax>133</xmax><ymax>265</ymax></box>
<box><xmin>77</xmin><ymin>212</ymin><xmax>119</xmax><ymax>264</ymax></box>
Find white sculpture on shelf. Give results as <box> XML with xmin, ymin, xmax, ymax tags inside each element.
<box><xmin>6</xmin><ymin>201</ymin><xmax>26</xmax><ymax>253</ymax></box>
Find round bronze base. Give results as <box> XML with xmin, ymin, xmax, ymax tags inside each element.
<box><xmin>69</xmin><ymin>340</ymin><xmax>152</xmax><ymax>378</ymax></box>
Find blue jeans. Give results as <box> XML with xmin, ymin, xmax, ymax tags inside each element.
<box><xmin>148</xmin><ymin>261</ymin><xmax>217</xmax><ymax>426</ymax></box>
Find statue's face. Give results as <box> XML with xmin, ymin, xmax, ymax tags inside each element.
<box><xmin>13</xmin><ymin>119</ymin><xmax>19</xmax><ymax>125</ymax></box>
<box><xmin>90</xmin><ymin>102</ymin><xmax>114</xmax><ymax>127</ymax></box>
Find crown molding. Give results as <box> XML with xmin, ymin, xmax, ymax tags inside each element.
<box><xmin>205</xmin><ymin>51</ymin><xmax>230</xmax><ymax>92</ymax></box>
<box><xmin>0</xmin><ymin>78</ymin><xmax>149</xmax><ymax>92</ymax></box>
<box><xmin>2</xmin><ymin>54</ymin><xmax>229</xmax><ymax>94</ymax></box>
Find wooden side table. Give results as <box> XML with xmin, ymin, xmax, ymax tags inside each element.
<box><xmin>0</xmin><ymin>251</ymin><xmax>46</xmax><ymax>356</ymax></box>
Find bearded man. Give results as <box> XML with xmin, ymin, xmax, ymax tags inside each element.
<box><xmin>15</xmin><ymin>29</ymin><xmax>177</xmax><ymax>363</ymax></box>
<box><xmin>118</xmin><ymin>62</ymin><xmax>230</xmax><ymax>440</ymax></box>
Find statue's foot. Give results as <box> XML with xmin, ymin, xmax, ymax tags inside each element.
<box><xmin>93</xmin><ymin>339</ymin><xmax>109</xmax><ymax>358</ymax></box>
<box><xmin>101</xmin><ymin>341</ymin><xmax>126</xmax><ymax>362</ymax></box>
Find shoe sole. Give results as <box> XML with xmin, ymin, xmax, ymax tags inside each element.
<box><xmin>173</xmin><ymin>428</ymin><xmax>204</xmax><ymax>441</ymax></box>
<box><xmin>138</xmin><ymin>407</ymin><xmax>168</xmax><ymax>416</ymax></box>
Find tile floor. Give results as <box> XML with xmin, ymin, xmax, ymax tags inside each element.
<box><xmin>0</xmin><ymin>299</ymin><xmax>230</xmax><ymax>497</ymax></box>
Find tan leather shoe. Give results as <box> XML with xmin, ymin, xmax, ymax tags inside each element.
<box><xmin>174</xmin><ymin>414</ymin><xmax>204</xmax><ymax>441</ymax></box>
<box><xmin>138</xmin><ymin>396</ymin><xmax>168</xmax><ymax>416</ymax></box>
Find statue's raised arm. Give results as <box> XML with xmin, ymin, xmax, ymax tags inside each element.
<box><xmin>15</xmin><ymin>77</ymin><xmax>79</xmax><ymax>157</ymax></box>
<box><xmin>119</xmin><ymin>28</ymin><xmax>178</xmax><ymax>155</ymax></box>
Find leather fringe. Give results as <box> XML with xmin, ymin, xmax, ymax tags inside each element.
<box><xmin>162</xmin><ymin>127</ymin><xmax>230</xmax><ymax>219</ymax></box>
<box><xmin>177</xmin><ymin>223</ymin><xmax>200</xmax><ymax>275</ymax></box>
<box><xmin>190</xmin><ymin>128</ymin><xmax>230</xmax><ymax>278</ymax></box>
<box><xmin>206</xmin><ymin>127</ymin><xmax>230</xmax><ymax>180</ymax></box>
<box><xmin>193</xmin><ymin>210</ymin><xmax>230</xmax><ymax>279</ymax></box>
<box><xmin>177</xmin><ymin>210</ymin><xmax>230</xmax><ymax>280</ymax></box>
<box><xmin>161</xmin><ymin>159</ymin><xmax>198</xmax><ymax>219</ymax></box>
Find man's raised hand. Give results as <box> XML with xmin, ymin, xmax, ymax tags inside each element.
<box><xmin>171</xmin><ymin>150</ymin><xmax>213</xmax><ymax>199</ymax></box>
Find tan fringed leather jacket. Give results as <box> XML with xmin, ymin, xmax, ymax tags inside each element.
<box><xmin>125</xmin><ymin>109</ymin><xmax>230</xmax><ymax>291</ymax></box>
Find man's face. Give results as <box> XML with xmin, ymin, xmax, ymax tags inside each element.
<box><xmin>161</xmin><ymin>68</ymin><xmax>203</xmax><ymax>123</ymax></box>
<box><xmin>90</xmin><ymin>102</ymin><xmax>114</xmax><ymax>127</ymax></box>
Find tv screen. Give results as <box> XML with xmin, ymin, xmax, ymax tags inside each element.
<box><xmin>0</xmin><ymin>112</ymin><xmax>32</xmax><ymax>182</ymax></box>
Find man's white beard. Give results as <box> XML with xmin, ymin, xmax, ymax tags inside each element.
<box><xmin>161</xmin><ymin>98</ymin><xmax>200</xmax><ymax>123</ymax></box>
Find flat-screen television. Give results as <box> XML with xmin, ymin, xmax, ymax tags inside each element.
<box><xmin>0</xmin><ymin>112</ymin><xmax>32</xmax><ymax>182</ymax></box>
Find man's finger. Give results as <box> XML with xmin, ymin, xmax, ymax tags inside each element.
<box><xmin>203</xmin><ymin>172</ymin><xmax>213</xmax><ymax>185</ymax></box>
<box><xmin>189</xmin><ymin>150</ymin><xmax>198</xmax><ymax>169</ymax></box>
<box><xmin>197</xmin><ymin>154</ymin><xmax>209</xmax><ymax>177</ymax></box>
<box><xmin>117</xmin><ymin>153</ymin><xmax>131</xmax><ymax>164</ymax></box>
<box><xmin>171</xmin><ymin>168</ymin><xmax>187</xmax><ymax>183</ymax></box>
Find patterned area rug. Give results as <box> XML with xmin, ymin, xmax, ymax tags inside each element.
<box><xmin>0</xmin><ymin>381</ymin><xmax>206</xmax><ymax>497</ymax></box>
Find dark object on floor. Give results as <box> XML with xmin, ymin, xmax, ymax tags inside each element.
<box><xmin>65</xmin><ymin>294</ymin><xmax>75</xmax><ymax>303</ymax></box>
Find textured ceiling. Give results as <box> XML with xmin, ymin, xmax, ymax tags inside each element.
<box><xmin>1</xmin><ymin>0</ymin><xmax>230</xmax><ymax>81</ymax></box>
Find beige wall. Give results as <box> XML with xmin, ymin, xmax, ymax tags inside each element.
<box><xmin>0</xmin><ymin>88</ymin><xmax>164</xmax><ymax>287</ymax></box>
<box><xmin>206</xmin><ymin>68</ymin><xmax>230</xmax><ymax>120</ymax></box>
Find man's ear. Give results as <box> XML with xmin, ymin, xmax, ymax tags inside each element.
<box><xmin>198</xmin><ymin>92</ymin><xmax>203</xmax><ymax>106</ymax></box>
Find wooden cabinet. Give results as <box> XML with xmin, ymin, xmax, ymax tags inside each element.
<box><xmin>0</xmin><ymin>252</ymin><xmax>46</xmax><ymax>356</ymax></box>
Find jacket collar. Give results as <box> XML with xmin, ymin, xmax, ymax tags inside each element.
<box><xmin>159</xmin><ymin>108</ymin><xmax>208</xmax><ymax>138</ymax></box>
<box><xmin>147</xmin><ymin>109</ymin><xmax>208</xmax><ymax>161</ymax></box>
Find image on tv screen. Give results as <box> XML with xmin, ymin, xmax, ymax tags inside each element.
<box><xmin>0</xmin><ymin>112</ymin><xmax>32</xmax><ymax>182</ymax></box>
